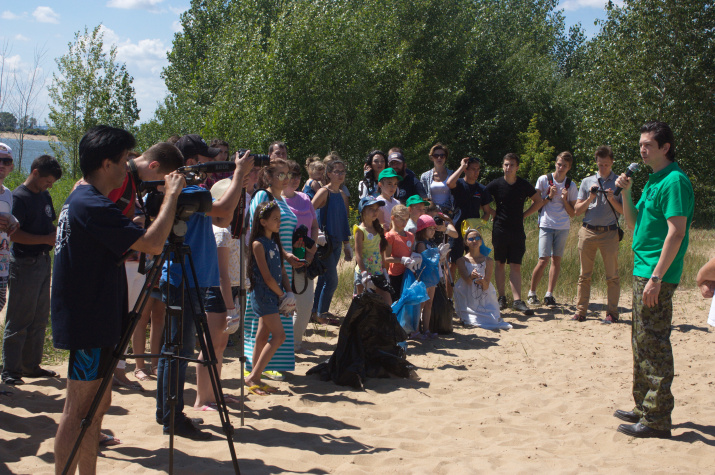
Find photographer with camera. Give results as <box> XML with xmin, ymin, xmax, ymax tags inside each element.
<box><xmin>572</xmin><ymin>145</ymin><xmax>624</xmax><ymax>323</ymax></box>
<box><xmin>52</xmin><ymin>126</ymin><xmax>186</xmax><ymax>474</ymax></box>
<box><xmin>155</xmin><ymin>134</ymin><xmax>253</xmax><ymax>440</ymax></box>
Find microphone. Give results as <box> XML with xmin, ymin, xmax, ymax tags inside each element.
<box><xmin>179</xmin><ymin>161</ymin><xmax>236</xmax><ymax>173</ymax></box>
<box><xmin>614</xmin><ymin>163</ymin><xmax>639</xmax><ymax>196</ymax></box>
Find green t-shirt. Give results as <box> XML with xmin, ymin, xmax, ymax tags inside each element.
<box><xmin>632</xmin><ymin>162</ymin><xmax>694</xmax><ymax>284</ymax></box>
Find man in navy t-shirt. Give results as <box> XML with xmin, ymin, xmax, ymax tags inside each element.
<box><xmin>446</xmin><ymin>156</ymin><xmax>494</xmax><ymax>282</ymax></box>
<box><xmin>52</xmin><ymin>125</ymin><xmax>186</xmax><ymax>474</ymax></box>
<box><xmin>485</xmin><ymin>153</ymin><xmax>542</xmax><ymax>316</ymax></box>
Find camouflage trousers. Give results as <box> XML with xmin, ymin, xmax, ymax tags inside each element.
<box><xmin>631</xmin><ymin>276</ymin><xmax>678</xmax><ymax>431</ymax></box>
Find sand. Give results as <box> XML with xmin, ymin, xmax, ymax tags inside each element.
<box><xmin>0</xmin><ymin>132</ymin><xmax>56</xmax><ymax>142</ymax></box>
<box><xmin>1</xmin><ymin>288</ymin><xmax>714</xmax><ymax>474</ymax></box>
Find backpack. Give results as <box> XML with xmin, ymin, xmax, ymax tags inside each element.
<box><xmin>547</xmin><ymin>173</ymin><xmax>572</xmax><ymax>190</ymax></box>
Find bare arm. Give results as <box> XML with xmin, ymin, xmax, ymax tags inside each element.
<box><xmin>522</xmin><ymin>192</ymin><xmax>544</xmax><ymax>218</ymax></box>
<box><xmin>384</xmin><ymin>241</ymin><xmax>400</xmax><ymax>265</ymax></box>
<box><xmin>10</xmin><ymin>228</ymin><xmax>55</xmax><ymax>246</ymax></box>
<box><xmin>207</xmin><ymin>151</ymin><xmax>254</xmax><ymax>218</ymax></box>
<box><xmin>696</xmin><ymin>257</ymin><xmax>715</xmax><ymax>298</ymax></box>
<box><xmin>615</xmin><ymin>174</ymin><xmax>638</xmax><ymax>230</ymax></box>
<box><xmin>573</xmin><ymin>190</ymin><xmax>597</xmax><ymax>216</ymax></box>
<box><xmin>641</xmin><ymin>216</ymin><xmax>688</xmax><ymax>307</ymax></box>
<box><xmin>130</xmin><ymin>172</ymin><xmax>185</xmax><ymax>255</ymax></box>
<box><xmin>311</xmin><ymin>187</ymin><xmax>329</xmax><ymax>211</ymax></box>
<box><xmin>446</xmin><ymin>159</ymin><xmax>468</xmax><ymax>189</ymax></box>
<box><xmin>605</xmin><ymin>189</ymin><xmax>624</xmax><ymax>215</ymax></box>
<box><xmin>456</xmin><ymin>257</ymin><xmax>472</xmax><ymax>284</ymax></box>
<box><xmin>253</xmin><ymin>240</ymin><xmax>284</xmax><ymax>297</ymax></box>
<box><xmin>354</xmin><ymin>227</ymin><xmax>366</xmax><ymax>272</ymax></box>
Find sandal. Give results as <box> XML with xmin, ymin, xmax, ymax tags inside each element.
<box><xmin>133</xmin><ymin>368</ymin><xmax>151</xmax><ymax>381</ymax></box>
<box><xmin>319</xmin><ymin>312</ymin><xmax>341</xmax><ymax>326</ymax></box>
<box><xmin>99</xmin><ymin>433</ymin><xmax>122</xmax><ymax>447</ymax></box>
<box><xmin>112</xmin><ymin>375</ymin><xmax>144</xmax><ymax>392</ymax></box>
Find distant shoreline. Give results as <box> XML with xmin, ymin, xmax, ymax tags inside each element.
<box><xmin>0</xmin><ymin>132</ymin><xmax>58</xmax><ymax>142</ymax></box>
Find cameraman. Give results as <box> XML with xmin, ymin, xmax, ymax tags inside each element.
<box><xmin>155</xmin><ymin>134</ymin><xmax>253</xmax><ymax>440</ymax></box>
<box><xmin>52</xmin><ymin>126</ymin><xmax>186</xmax><ymax>474</ymax></box>
<box><xmin>573</xmin><ymin>145</ymin><xmax>623</xmax><ymax>323</ymax></box>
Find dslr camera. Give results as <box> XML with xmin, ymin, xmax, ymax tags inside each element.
<box><xmin>238</xmin><ymin>149</ymin><xmax>271</xmax><ymax>167</ymax></box>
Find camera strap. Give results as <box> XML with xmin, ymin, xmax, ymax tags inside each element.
<box><xmin>597</xmin><ymin>177</ymin><xmax>623</xmax><ymax>234</ymax></box>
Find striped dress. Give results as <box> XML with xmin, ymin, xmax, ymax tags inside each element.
<box><xmin>245</xmin><ymin>190</ymin><xmax>297</xmax><ymax>371</ymax></box>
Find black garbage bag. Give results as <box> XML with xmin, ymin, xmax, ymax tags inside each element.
<box><xmin>307</xmin><ymin>291</ymin><xmax>412</xmax><ymax>389</ymax></box>
<box><xmin>429</xmin><ymin>282</ymin><xmax>454</xmax><ymax>335</ymax></box>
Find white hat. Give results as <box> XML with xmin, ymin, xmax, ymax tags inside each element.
<box><xmin>0</xmin><ymin>143</ymin><xmax>12</xmax><ymax>158</ymax></box>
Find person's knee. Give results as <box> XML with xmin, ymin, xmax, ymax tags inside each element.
<box><xmin>272</xmin><ymin>329</ymin><xmax>286</xmax><ymax>346</ymax></box>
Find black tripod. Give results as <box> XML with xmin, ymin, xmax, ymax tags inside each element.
<box><xmin>61</xmin><ymin>226</ymin><xmax>240</xmax><ymax>475</ymax></box>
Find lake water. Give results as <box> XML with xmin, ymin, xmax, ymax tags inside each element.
<box><xmin>0</xmin><ymin>138</ymin><xmax>68</xmax><ymax>173</ymax></box>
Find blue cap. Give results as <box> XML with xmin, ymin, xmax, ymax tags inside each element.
<box><xmin>359</xmin><ymin>196</ymin><xmax>386</xmax><ymax>213</ymax></box>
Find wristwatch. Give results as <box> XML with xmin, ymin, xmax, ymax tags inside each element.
<box><xmin>650</xmin><ymin>275</ymin><xmax>661</xmax><ymax>284</ymax></box>
<box><xmin>546</xmin><ymin>196</ymin><xmax>553</xmax><ymax>201</ymax></box>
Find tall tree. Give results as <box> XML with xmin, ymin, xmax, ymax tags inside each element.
<box><xmin>10</xmin><ymin>46</ymin><xmax>47</xmax><ymax>170</ymax></box>
<box><xmin>48</xmin><ymin>25</ymin><xmax>140</xmax><ymax>177</ymax></box>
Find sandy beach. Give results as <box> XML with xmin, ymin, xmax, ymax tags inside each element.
<box><xmin>0</xmin><ymin>132</ymin><xmax>57</xmax><ymax>142</ymax></box>
<box><xmin>1</xmin><ymin>285</ymin><xmax>714</xmax><ymax>474</ymax></box>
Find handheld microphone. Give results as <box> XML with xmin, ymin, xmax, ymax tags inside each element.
<box><xmin>179</xmin><ymin>161</ymin><xmax>236</xmax><ymax>173</ymax></box>
<box><xmin>614</xmin><ymin>163</ymin><xmax>639</xmax><ymax>196</ymax></box>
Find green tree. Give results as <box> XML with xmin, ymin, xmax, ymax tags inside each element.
<box><xmin>48</xmin><ymin>25</ymin><xmax>140</xmax><ymax>177</ymax></box>
<box><xmin>0</xmin><ymin>111</ymin><xmax>16</xmax><ymax>131</ymax></box>
<box><xmin>518</xmin><ymin>115</ymin><xmax>556</xmax><ymax>182</ymax></box>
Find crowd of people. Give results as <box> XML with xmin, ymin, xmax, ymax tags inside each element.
<box><xmin>0</xmin><ymin>119</ymin><xmax>710</xmax><ymax>473</ymax></box>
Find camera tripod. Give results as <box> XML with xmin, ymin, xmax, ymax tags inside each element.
<box><xmin>61</xmin><ymin>227</ymin><xmax>241</xmax><ymax>475</ymax></box>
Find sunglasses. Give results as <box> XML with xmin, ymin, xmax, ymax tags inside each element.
<box><xmin>466</xmin><ymin>236</ymin><xmax>482</xmax><ymax>242</ymax></box>
<box><xmin>0</xmin><ymin>158</ymin><xmax>13</xmax><ymax>166</ymax></box>
<box><xmin>331</xmin><ymin>170</ymin><xmax>346</xmax><ymax>175</ymax></box>
<box><xmin>431</xmin><ymin>153</ymin><xmax>446</xmax><ymax>159</ymax></box>
<box><xmin>276</xmin><ymin>172</ymin><xmax>293</xmax><ymax>180</ymax></box>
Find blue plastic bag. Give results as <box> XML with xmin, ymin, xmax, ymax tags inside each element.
<box><xmin>417</xmin><ymin>248</ymin><xmax>441</xmax><ymax>288</ymax></box>
<box><xmin>391</xmin><ymin>269</ymin><xmax>430</xmax><ymax>334</ymax></box>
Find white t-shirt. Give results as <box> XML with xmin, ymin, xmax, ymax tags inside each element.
<box><xmin>379</xmin><ymin>196</ymin><xmax>401</xmax><ymax>230</ymax></box>
<box><xmin>535</xmin><ymin>174</ymin><xmax>578</xmax><ymax>230</ymax></box>
<box><xmin>0</xmin><ymin>185</ymin><xmax>12</xmax><ymax>278</ymax></box>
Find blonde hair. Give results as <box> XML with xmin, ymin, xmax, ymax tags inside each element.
<box><xmin>391</xmin><ymin>204</ymin><xmax>409</xmax><ymax>220</ymax></box>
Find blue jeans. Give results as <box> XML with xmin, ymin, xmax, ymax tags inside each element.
<box><xmin>155</xmin><ymin>284</ymin><xmax>205</xmax><ymax>429</ymax></box>
<box><xmin>1</xmin><ymin>254</ymin><xmax>51</xmax><ymax>378</ymax></box>
<box><xmin>312</xmin><ymin>242</ymin><xmax>342</xmax><ymax>315</ymax></box>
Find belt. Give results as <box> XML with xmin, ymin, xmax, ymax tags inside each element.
<box><xmin>16</xmin><ymin>250</ymin><xmax>51</xmax><ymax>258</ymax></box>
<box><xmin>582</xmin><ymin>223</ymin><xmax>618</xmax><ymax>232</ymax></box>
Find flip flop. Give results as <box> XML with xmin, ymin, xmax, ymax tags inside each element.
<box><xmin>197</xmin><ymin>403</ymin><xmax>218</xmax><ymax>412</ymax></box>
<box><xmin>112</xmin><ymin>375</ymin><xmax>144</xmax><ymax>392</ymax></box>
<box><xmin>99</xmin><ymin>434</ymin><xmax>122</xmax><ymax>447</ymax></box>
<box><xmin>260</xmin><ymin>383</ymin><xmax>279</xmax><ymax>394</ymax></box>
<box><xmin>246</xmin><ymin>385</ymin><xmax>269</xmax><ymax>396</ymax></box>
<box><xmin>133</xmin><ymin>368</ymin><xmax>151</xmax><ymax>381</ymax></box>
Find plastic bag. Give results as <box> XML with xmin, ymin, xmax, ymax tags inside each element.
<box><xmin>417</xmin><ymin>248</ymin><xmax>441</xmax><ymax>288</ymax></box>
<box><xmin>429</xmin><ymin>282</ymin><xmax>454</xmax><ymax>334</ymax></box>
<box><xmin>391</xmin><ymin>269</ymin><xmax>429</xmax><ymax>334</ymax></box>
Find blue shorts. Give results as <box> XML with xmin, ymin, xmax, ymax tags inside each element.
<box><xmin>204</xmin><ymin>286</ymin><xmax>227</xmax><ymax>313</ymax></box>
<box><xmin>68</xmin><ymin>347</ymin><xmax>113</xmax><ymax>381</ymax></box>
<box><xmin>538</xmin><ymin>228</ymin><xmax>569</xmax><ymax>258</ymax></box>
<box><xmin>250</xmin><ymin>285</ymin><xmax>280</xmax><ymax>317</ymax></box>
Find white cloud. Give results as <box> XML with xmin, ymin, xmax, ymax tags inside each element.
<box><xmin>560</xmin><ymin>0</ymin><xmax>623</xmax><ymax>11</ymax></box>
<box><xmin>32</xmin><ymin>6</ymin><xmax>60</xmax><ymax>24</ymax></box>
<box><xmin>14</xmin><ymin>34</ymin><xmax>30</xmax><ymax>42</ymax></box>
<box><xmin>98</xmin><ymin>25</ymin><xmax>121</xmax><ymax>47</ymax></box>
<box><xmin>117</xmin><ymin>38</ymin><xmax>169</xmax><ymax>74</ymax></box>
<box><xmin>132</xmin><ymin>75</ymin><xmax>168</xmax><ymax>121</ymax></box>
<box><xmin>106</xmin><ymin>0</ymin><xmax>164</xmax><ymax>10</ymax></box>
<box><xmin>0</xmin><ymin>54</ymin><xmax>23</xmax><ymax>71</ymax></box>
<box><xmin>2</xmin><ymin>10</ymin><xmax>20</xmax><ymax>20</ymax></box>
<box><xmin>169</xmin><ymin>5</ymin><xmax>188</xmax><ymax>15</ymax></box>
<box><xmin>171</xmin><ymin>20</ymin><xmax>183</xmax><ymax>33</ymax></box>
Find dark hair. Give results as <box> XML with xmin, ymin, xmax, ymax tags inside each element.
<box><xmin>415</xmin><ymin>228</ymin><xmax>431</xmax><ymax>243</ymax></box>
<box><xmin>31</xmin><ymin>155</ymin><xmax>63</xmax><ymax>179</ymax></box>
<box><xmin>324</xmin><ymin>159</ymin><xmax>346</xmax><ymax>184</ymax></box>
<box><xmin>462</xmin><ymin>228</ymin><xmax>483</xmax><ymax>253</ymax></box>
<box><xmin>594</xmin><ymin>145</ymin><xmax>613</xmax><ymax>161</ymax></box>
<box><xmin>257</xmin><ymin>158</ymin><xmax>287</xmax><ymax>189</ymax></box>
<box><xmin>358</xmin><ymin>205</ymin><xmax>388</xmax><ymax>253</ymax></box>
<box><xmin>210</xmin><ymin>139</ymin><xmax>229</xmax><ymax>149</ymax></box>
<box><xmin>247</xmin><ymin>201</ymin><xmax>284</xmax><ymax>290</ymax></box>
<box><xmin>142</xmin><ymin>142</ymin><xmax>184</xmax><ymax>174</ymax></box>
<box><xmin>556</xmin><ymin>151</ymin><xmax>573</xmax><ymax>165</ymax></box>
<box><xmin>429</xmin><ymin>143</ymin><xmax>449</xmax><ymax>160</ymax></box>
<box><xmin>640</xmin><ymin>121</ymin><xmax>675</xmax><ymax>160</ymax></box>
<box><xmin>503</xmin><ymin>153</ymin><xmax>520</xmax><ymax>165</ymax></box>
<box><xmin>79</xmin><ymin>125</ymin><xmax>136</xmax><ymax>178</ymax></box>
<box><xmin>364</xmin><ymin>149</ymin><xmax>385</xmax><ymax>184</ymax></box>
<box><xmin>268</xmin><ymin>141</ymin><xmax>287</xmax><ymax>155</ymax></box>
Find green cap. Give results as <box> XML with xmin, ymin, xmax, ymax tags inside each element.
<box><xmin>378</xmin><ymin>168</ymin><xmax>403</xmax><ymax>182</ymax></box>
<box><xmin>406</xmin><ymin>195</ymin><xmax>430</xmax><ymax>207</ymax></box>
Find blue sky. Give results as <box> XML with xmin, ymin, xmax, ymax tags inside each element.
<box><xmin>0</xmin><ymin>0</ymin><xmax>618</xmax><ymax>125</ymax></box>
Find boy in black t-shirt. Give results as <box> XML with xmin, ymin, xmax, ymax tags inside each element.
<box><xmin>485</xmin><ymin>153</ymin><xmax>542</xmax><ymax>315</ymax></box>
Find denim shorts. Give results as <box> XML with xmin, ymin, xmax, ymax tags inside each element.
<box><xmin>251</xmin><ymin>285</ymin><xmax>279</xmax><ymax>317</ymax></box>
<box><xmin>538</xmin><ymin>228</ymin><xmax>569</xmax><ymax>258</ymax></box>
<box><xmin>204</xmin><ymin>286</ymin><xmax>227</xmax><ymax>313</ymax></box>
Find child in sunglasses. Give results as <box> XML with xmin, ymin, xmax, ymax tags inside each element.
<box><xmin>453</xmin><ymin>228</ymin><xmax>512</xmax><ymax>330</ymax></box>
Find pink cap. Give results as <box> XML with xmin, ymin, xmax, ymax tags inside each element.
<box><xmin>416</xmin><ymin>215</ymin><xmax>436</xmax><ymax>232</ymax></box>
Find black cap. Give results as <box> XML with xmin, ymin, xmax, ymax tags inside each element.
<box><xmin>175</xmin><ymin>134</ymin><xmax>221</xmax><ymax>160</ymax></box>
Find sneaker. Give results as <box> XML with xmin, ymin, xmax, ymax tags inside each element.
<box><xmin>571</xmin><ymin>313</ymin><xmax>586</xmax><ymax>322</ymax></box>
<box><xmin>262</xmin><ymin>370</ymin><xmax>285</xmax><ymax>381</ymax></box>
<box><xmin>165</xmin><ymin>417</ymin><xmax>212</xmax><ymax>441</ymax></box>
<box><xmin>512</xmin><ymin>300</ymin><xmax>534</xmax><ymax>316</ymax></box>
<box><xmin>527</xmin><ymin>294</ymin><xmax>540</xmax><ymax>306</ymax></box>
<box><xmin>543</xmin><ymin>295</ymin><xmax>557</xmax><ymax>306</ymax></box>
<box><xmin>498</xmin><ymin>295</ymin><xmax>508</xmax><ymax>310</ymax></box>
<box><xmin>603</xmin><ymin>313</ymin><xmax>619</xmax><ymax>324</ymax></box>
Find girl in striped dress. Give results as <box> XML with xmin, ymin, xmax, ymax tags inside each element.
<box><xmin>245</xmin><ymin>159</ymin><xmax>303</xmax><ymax>377</ymax></box>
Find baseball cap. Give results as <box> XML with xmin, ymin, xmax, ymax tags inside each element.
<box><xmin>416</xmin><ymin>215</ymin><xmax>436</xmax><ymax>232</ymax></box>
<box><xmin>0</xmin><ymin>143</ymin><xmax>13</xmax><ymax>159</ymax></box>
<box><xmin>378</xmin><ymin>168</ymin><xmax>403</xmax><ymax>181</ymax></box>
<box><xmin>388</xmin><ymin>152</ymin><xmax>404</xmax><ymax>163</ymax></box>
<box><xmin>358</xmin><ymin>195</ymin><xmax>386</xmax><ymax>213</ymax></box>
<box><xmin>406</xmin><ymin>195</ymin><xmax>430</xmax><ymax>207</ymax></box>
<box><xmin>175</xmin><ymin>134</ymin><xmax>221</xmax><ymax>161</ymax></box>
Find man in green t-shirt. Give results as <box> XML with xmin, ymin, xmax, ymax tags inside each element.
<box><xmin>613</xmin><ymin>121</ymin><xmax>694</xmax><ymax>439</ymax></box>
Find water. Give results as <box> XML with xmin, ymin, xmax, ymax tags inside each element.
<box><xmin>0</xmin><ymin>137</ymin><xmax>68</xmax><ymax>173</ymax></box>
